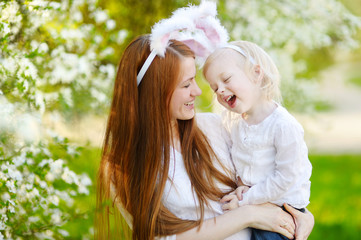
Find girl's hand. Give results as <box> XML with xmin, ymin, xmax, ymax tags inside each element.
<box><xmin>235</xmin><ymin>186</ymin><xmax>249</xmax><ymax>201</ymax></box>
<box><xmin>220</xmin><ymin>194</ymin><xmax>239</xmax><ymax>211</ymax></box>
<box><xmin>247</xmin><ymin>203</ymin><xmax>295</xmax><ymax>239</ymax></box>
<box><xmin>283</xmin><ymin>204</ymin><xmax>314</xmax><ymax>240</ymax></box>
<box><xmin>220</xmin><ymin>185</ymin><xmax>250</xmax><ymax>211</ymax></box>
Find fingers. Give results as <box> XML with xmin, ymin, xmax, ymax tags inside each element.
<box><xmin>281</xmin><ymin>221</ymin><xmax>295</xmax><ymax>238</ymax></box>
<box><xmin>221</xmin><ymin>198</ymin><xmax>238</xmax><ymax>211</ymax></box>
<box><xmin>235</xmin><ymin>186</ymin><xmax>249</xmax><ymax>200</ymax></box>
<box><xmin>220</xmin><ymin>194</ymin><xmax>236</xmax><ymax>203</ymax></box>
<box><xmin>283</xmin><ymin>203</ymin><xmax>299</xmax><ymax>217</ymax></box>
<box><xmin>278</xmin><ymin>226</ymin><xmax>294</xmax><ymax>239</ymax></box>
<box><xmin>288</xmin><ymin>206</ymin><xmax>314</xmax><ymax>240</ymax></box>
<box><xmin>220</xmin><ymin>195</ymin><xmax>238</xmax><ymax>211</ymax></box>
<box><xmin>279</xmin><ymin>206</ymin><xmax>296</xmax><ymax>238</ymax></box>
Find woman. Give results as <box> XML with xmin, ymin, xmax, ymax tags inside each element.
<box><xmin>96</xmin><ymin>35</ymin><xmax>314</xmax><ymax>240</ymax></box>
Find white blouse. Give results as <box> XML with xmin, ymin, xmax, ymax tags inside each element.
<box><xmin>229</xmin><ymin>105</ymin><xmax>312</xmax><ymax>208</ymax></box>
<box><xmin>113</xmin><ymin>113</ymin><xmax>251</xmax><ymax>240</ymax></box>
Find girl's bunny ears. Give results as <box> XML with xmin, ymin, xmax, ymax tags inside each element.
<box><xmin>137</xmin><ymin>0</ymin><xmax>229</xmax><ymax>85</ymax></box>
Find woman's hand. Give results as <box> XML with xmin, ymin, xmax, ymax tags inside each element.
<box><xmin>283</xmin><ymin>204</ymin><xmax>314</xmax><ymax>240</ymax></box>
<box><xmin>247</xmin><ymin>203</ymin><xmax>295</xmax><ymax>239</ymax></box>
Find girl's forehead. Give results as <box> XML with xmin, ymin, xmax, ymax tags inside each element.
<box><xmin>213</xmin><ymin>49</ymin><xmax>243</xmax><ymax>64</ymax></box>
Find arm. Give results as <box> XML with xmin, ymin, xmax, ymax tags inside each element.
<box><xmin>176</xmin><ymin>203</ymin><xmax>295</xmax><ymax>240</ymax></box>
<box><xmin>240</xmin><ymin>121</ymin><xmax>309</xmax><ymax>206</ymax></box>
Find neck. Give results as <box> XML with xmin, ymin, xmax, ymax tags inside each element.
<box><xmin>244</xmin><ymin>100</ymin><xmax>276</xmax><ymax>125</ymax></box>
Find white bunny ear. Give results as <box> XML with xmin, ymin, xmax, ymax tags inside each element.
<box><xmin>198</xmin><ymin>0</ymin><xmax>217</xmax><ymax>17</ymax></box>
<box><xmin>149</xmin><ymin>0</ymin><xmax>228</xmax><ymax>59</ymax></box>
<box><xmin>138</xmin><ymin>1</ymin><xmax>229</xmax><ymax>85</ymax></box>
<box><xmin>150</xmin><ymin>17</ymin><xmax>194</xmax><ymax>57</ymax></box>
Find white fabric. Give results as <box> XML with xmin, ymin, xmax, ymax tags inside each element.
<box><xmin>229</xmin><ymin>105</ymin><xmax>312</xmax><ymax>208</ymax></box>
<box><xmin>161</xmin><ymin>113</ymin><xmax>251</xmax><ymax>240</ymax></box>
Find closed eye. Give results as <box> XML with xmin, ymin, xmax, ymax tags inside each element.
<box><xmin>224</xmin><ymin>76</ymin><xmax>231</xmax><ymax>83</ymax></box>
<box><xmin>183</xmin><ymin>78</ymin><xmax>194</xmax><ymax>88</ymax></box>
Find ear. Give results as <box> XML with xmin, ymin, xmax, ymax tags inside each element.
<box><xmin>182</xmin><ymin>39</ymin><xmax>209</xmax><ymax>57</ymax></box>
<box><xmin>253</xmin><ymin>65</ymin><xmax>264</xmax><ymax>86</ymax></box>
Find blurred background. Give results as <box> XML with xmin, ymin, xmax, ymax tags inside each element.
<box><xmin>0</xmin><ymin>0</ymin><xmax>360</xmax><ymax>239</ymax></box>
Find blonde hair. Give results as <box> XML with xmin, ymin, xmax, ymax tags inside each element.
<box><xmin>204</xmin><ymin>40</ymin><xmax>282</xmax><ymax>103</ymax></box>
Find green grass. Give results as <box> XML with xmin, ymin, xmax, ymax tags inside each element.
<box><xmin>64</xmin><ymin>148</ymin><xmax>361</xmax><ymax>239</ymax></box>
<box><xmin>308</xmin><ymin>155</ymin><xmax>361</xmax><ymax>240</ymax></box>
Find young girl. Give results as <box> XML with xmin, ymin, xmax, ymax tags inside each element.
<box><xmin>203</xmin><ymin>41</ymin><xmax>312</xmax><ymax>240</ymax></box>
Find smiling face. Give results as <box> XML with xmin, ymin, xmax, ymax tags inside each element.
<box><xmin>170</xmin><ymin>56</ymin><xmax>201</xmax><ymax>123</ymax></box>
<box><xmin>204</xmin><ymin>49</ymin><xmax>262</xmax><ymax>116</ymax></box>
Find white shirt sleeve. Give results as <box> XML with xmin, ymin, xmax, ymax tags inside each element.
<box><xmin>239</xmin><ymin>119</ymin><xmax>309</xmax><ymax>206</ymax></box>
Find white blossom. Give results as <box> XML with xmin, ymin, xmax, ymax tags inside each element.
<box><xmin>1</xmin><ymin>193</ymin><xmax>10</xmax><ymax>202</ymax></box>
<box><xmin>106</xmin><ymin>19</ymin><xmax>116</xmax><ymax>30</ymax></box>
<box><xmin>58</xmin><ymin>229</ymin><xmax>69</xmax><ymax>237</ymax></box>
<box><xmin>5</xmin><ymin>180</ymin><xmax>16</xmax><ymax>193</ymax></box>
<box><xmin>61</xmin><ymin>167</ymin><xmax>78</xmax><ymax>185</ymax></box>
<box><xmin>48</xmin><ymin>195</ymin><xmax>59</xmax><ymax>206</ymax></box>
<box><xmin>7</xmin><ymin>167</ymin><xmax>22</xmax><ymax>181</ymax></box>
<box><xmin>50</xmin><ymin>209</ymin><xmax>62</xmax><ymax>225</ymax></box>
<box><xmin>92</xmin><ymin>9</ymin><xmax>108</xmax><ymax>24</ymax></box>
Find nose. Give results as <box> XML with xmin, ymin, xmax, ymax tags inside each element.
<box><xmin>192</xmin><ymin>81</ymin><xmax>202</xmax><ymax>96</ymax></box>
<box><xmin>216</xmin><ymin>84</ymin><xmax>225</xmax><ymax>94</ymax></box>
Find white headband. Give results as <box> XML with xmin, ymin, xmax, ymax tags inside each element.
<box><xmin>136</xmin><ymin>0</ymin><xmax>229</xmax><ymax>86</ymax></box>
<box><xmin>137</xmin><ymin>49</ymin><xmax>157</xmax><ymax>85</ymax></box>
<box><xmin>222</xmin><ymin>44</ymin><xmax>256</xmax><ymax>65</ymax></box>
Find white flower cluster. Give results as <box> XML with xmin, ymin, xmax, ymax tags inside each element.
<box><xmin>0</xmin><ymin>139</ymin><xmax>92</xmax><ymax>239</ymax></box>
<box><xmin>223</xmin><ymin>0</ymin><xmax>361</xmax><ymax>111</ymax></box>
<box><xmin>0</xmin><ymin>0</ymin><xmax>123</xmax><ymax>115</ymax></box>
<box><xmin>0</xmin><ymin>0</ymin><xmax>121</xmax><ymax>238</ymax></box>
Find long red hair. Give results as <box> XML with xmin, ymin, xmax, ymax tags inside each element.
<box><xmin>96</xmin><ymin>35</ymin><xmax>237</xmax><ymax>240</ymax></box>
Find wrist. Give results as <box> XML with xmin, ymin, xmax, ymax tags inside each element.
<box><xmin>237</xmin><ymin>204</ymin><xmax>256</xmax><ymax>228</ymax></box>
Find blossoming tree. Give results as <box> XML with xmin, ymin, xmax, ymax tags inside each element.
<box><xmin>0</xmin><ymin>0</ymin><xmax>124</xmax><ymax>239</ymax></box>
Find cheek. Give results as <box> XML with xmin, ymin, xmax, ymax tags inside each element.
<box><xmin>216</xmin><ymin>94</ymin><xmax>223</xmax><ymax>103</ymax></box>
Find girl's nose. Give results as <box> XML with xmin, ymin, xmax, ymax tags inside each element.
<box><xmin>216</xmin><ymin>85</ymin><xmax>225</xmax><ymax>94</ymax></box>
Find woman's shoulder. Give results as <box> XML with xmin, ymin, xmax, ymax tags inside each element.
<box><xmin>196</xmin><ymin>112</ymin><xmax>221</xmax><ymax>123</ymax></box>
<box><xmin>195</xmin><ymin>112</ymin><xmax>222</xmax><ymax>134</ymax></box>
<box><xmin>195</xmin><ymin>112</ymin><xmax>231</xmax><ymax>150</ymax></box>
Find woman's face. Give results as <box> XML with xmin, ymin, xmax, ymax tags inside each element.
<box><xmin>170</xmin><ymin>57</ymin><xmax>201</xmax><ymax>123</ymax></box>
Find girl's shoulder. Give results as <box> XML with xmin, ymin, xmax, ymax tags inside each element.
<box><xmin>273</xmin><ymin>105</ymin><xmax>304</xmax><ymax>132</ymax></box>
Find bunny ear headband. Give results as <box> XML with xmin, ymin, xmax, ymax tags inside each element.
<box><xmin>137</xmin><ymin>0</ymin><xmax>256</xmax><ymax>85</ymax></box>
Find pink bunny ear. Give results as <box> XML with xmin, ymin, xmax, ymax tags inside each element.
<box><xmin>196</xmin><ymin>21</ymin><xmax>221</xmax><ymax>46</ymax></box>
<box><xmin>182</xmin><ymin>39</ymin><xmax>210</xmax><ymax>58</ymax></box>
<box><xmin>161</xmin><ymin>33</ymin><xmax>171</xmax><ymax>46</ymax></box>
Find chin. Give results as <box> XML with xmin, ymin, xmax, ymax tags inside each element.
<box><xmin>182</xmin><ymin>112</ymin><xmax>195</xmax><ymax>120</ymax></box>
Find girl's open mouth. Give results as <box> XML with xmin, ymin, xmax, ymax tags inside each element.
<box><xmin>225</xmin><ymin>95</ymin><xmax>236</xmax><ymax>107</ymax></box>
